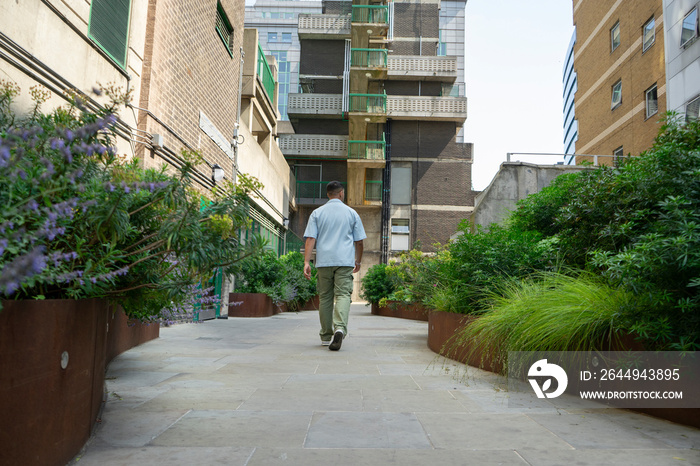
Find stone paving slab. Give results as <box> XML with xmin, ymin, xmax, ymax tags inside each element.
<box><xmin>73</xmin><ymin>303</ymin><xmax>700</xmax><ymax>465</ymax></box>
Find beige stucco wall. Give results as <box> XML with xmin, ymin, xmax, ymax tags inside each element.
<box><xmin>0</xmin><ymin>0</ymin><xmax>147</xmax><ymax>158</ymax></box>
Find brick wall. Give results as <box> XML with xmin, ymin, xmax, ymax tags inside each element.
<box><xmin>394</xmin><ymin>3</ymin><xmax>439</xmax><ymax>41</ymax></box>
<box><xmin>574</xmin><ymin>0</ymin><xmax>666</xmax><ymax>158</ymax></box>
<box><xmin>300</xmin><ymin>40</ymin><xmax>346</xmax><ymax>76</ymax></box>
<box><xmin>138</xmin><ymin>0</ymin><xmax>245</xmax><ymax>181</ymax></box>
<box><xmin>295</xmin><ymin>119</ymin><xmax>348</xmax><ymax>135</ymax></box>
<box><xmin>390</xmin><ymin>120</ymin><xmax>462</xmax><ymax>159</ymax></box>
<box><xmin>415</xmin><ymin>159</ymin><xmax>473</xmax><ymax>206</ymax></box>
<box><xmin>414</xmin><ymin>209</ymin><xmax>468</xmax><ymax>250</ymax></box>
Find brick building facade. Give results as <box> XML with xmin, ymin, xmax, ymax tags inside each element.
<box><xmin>279</xmin><ymin>0</ymin><xmax>475</xmax><ymax>296</ymax></box>
<box><xmin>573</xmin><ymin>0</ymin><xmax>667</xmax><ymax>161</ymax></box>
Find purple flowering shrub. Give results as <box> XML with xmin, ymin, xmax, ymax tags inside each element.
<box><xmin>0</xmin><ymin>82</ymin><xmax>264</xmax><ymax>320</ymax></box>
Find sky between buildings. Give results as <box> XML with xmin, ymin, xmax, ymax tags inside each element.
<box><xmin>244</xmin><ymin>0</ymin><xmax>575</xmax><ymax>192</ymax></box>
<box><xmin>465</xmin><ymin>0</ymin><xmax>575</xmax><ymax>191</ymax></box>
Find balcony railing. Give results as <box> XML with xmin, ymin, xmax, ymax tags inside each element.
<box><xmin>257</xmin><ymin>43</ymin><xmax>275</xmax><ymax>102</ymax></box>
<box><xmin>298</xmin><ymin>14</ymin><xmax>350</xmax><ymax>37</ymax></box>
<box><xmin>351</xmin><ymin>5</ymin><xmax>388</xmax><ymax>24</ymax></box>
<box><xmin>387</xmin><ymin>95</ymin><xmax>467</xmax><ymax>121</ymax></box>
<box><xmin>388</xmin><ymin>55</ymin><xmax>457</xmax><ymax>80</ymax></box>
<box><xmin>287</xmin><ymin>93</ymin><xmax>344</xmax><ymax>117</ymax></box>
<box><xmin>296</xmin><ymin>181</ymin><xmax>346</xmax><ymax>202</ymax></box>
<box><xmin>349</xmin><ymin>93</ymin><xmax>387</xmax><ymax>114</ymax></box>
<box><xmin>279</xmin><ymin>134</ymin><xmax>348</xmax><ymax>158</ymax></box>
<box><xmin>351</xmin><ymin>48</ymin><xmax>388</xmax><ymax>68</ymax></box>
<box><xmin>348</xmin><ymin>134</ymin><xmax>385</xmax><ymax>160</ymax></box>
<box><xmin>365</xmin><ymin>180</ymin><xmax>382</xmax><ymax>202</ymax></box>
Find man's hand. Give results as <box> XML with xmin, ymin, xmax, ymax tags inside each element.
<box><xmin>304</xmin><ymin>237</ymin><xmax>316</xmax><ymax>280</ymax></box>
<box><xmin>352</xmin><ymin>262</ymin><xmax>361</xmax><ymax>274</ymax></box>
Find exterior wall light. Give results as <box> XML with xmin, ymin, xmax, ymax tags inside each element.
<box><xmin>212</xmin><ymin>164</ymin><xmax>225</xmax><ymax>183</ymax></box>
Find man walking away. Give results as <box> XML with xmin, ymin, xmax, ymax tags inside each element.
<box><xmin>303</xmin><ymin>181</ymin><xmax>366</xmax><ymax>351</ymax></box>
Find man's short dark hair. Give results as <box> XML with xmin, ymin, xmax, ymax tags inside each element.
<box><xmin>327</xmin><ymin>181</ymin><xmax>344</xmax><ymax>196</ymax></box>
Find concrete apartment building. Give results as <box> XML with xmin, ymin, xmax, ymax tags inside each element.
<box><xmin>573</xmin><ymin>0</ymin><xmax>667</xmax><ymax>162</ymax></box>
<box><xmin>0</xmin><ymin>0</ymin><xmax>296</xmax><ymax>317</ymax></box>
<box><xmin>277</xmin><ymin>0</ymin><xmax>472</xmax><ymax>291</ymax></box>
<box><xmin>663</xmin><ymin>0</ymin><xmax>700</xmax><ymax>120</ymax></box>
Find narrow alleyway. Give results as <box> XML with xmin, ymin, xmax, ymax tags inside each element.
<box><xmin>74</xmin><ymin>304</ymin><xmax>700</xmax><ymax>465</ymax></box>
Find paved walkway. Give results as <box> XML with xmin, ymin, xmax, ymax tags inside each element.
<box><xmin>74</xmin><ymin>304</ymin><xmax>700</xmax><ymax>465</ymax></box>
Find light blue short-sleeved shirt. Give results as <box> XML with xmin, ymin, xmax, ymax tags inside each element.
<box><xmin>303</xmin><ymin>199</ymin><xmax>367</xmax><ymax>267</ymax></box>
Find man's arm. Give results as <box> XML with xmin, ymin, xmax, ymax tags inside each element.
<box><xmin>353</xmin><ymin>240</ymin><xmax>363</xmax><ymax>273</ymax></box>
<box><xmin>304</xmin><ymin>237</ymin><xmax>316</xmax><ymax>279</ymax></box>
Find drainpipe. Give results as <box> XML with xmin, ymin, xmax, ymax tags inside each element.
<box><xmin>232</xmin><ymin>46</ymin><xmax>245</xmax><ymax>186</ymax></box>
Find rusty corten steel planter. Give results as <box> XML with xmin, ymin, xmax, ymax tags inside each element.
<box><xmin>228</xmin><ymin>293</ymin><xmax>277</xmax><ymax>317</ymax></box>
<box><xmin>0</xmin><ymin>299</ymin><xmax>160</xmax><ymax>466</ymax></box>
<box><xmin>371</xmin><ymin>301</ymin><xmax>430</xmax><ymax>322</ymax></box>
<box><xmin>0</xmin><ymin>299</ymin><xmax>108</xmax><ymax>466</ymax></box>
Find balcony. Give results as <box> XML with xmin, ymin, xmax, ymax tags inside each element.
<box><xmin>296</xmin><ymin>181</ymin><xmax>345</xmax><ymax>205</ymax></box>
<box><xmin>387</xmin><ymin>95</ymin><xmax>467</xmax><ymax>122</ymax></box>
<box><xmin>348</xmin><ymin>136</ymin><xmax>385</xmax><ymax>161</ymax></box>
<box><xmin>257</xmin><ymin>43</ymin><xmax>275</xmax><ymax>103</ymax></box>
<box><xmin>348</xmin><ymin>93</ymin><xmax>387</xmax><ymax>123</ymax></box>
<box><xmin>278</xmin><ymin>134</ymin><xmax>348</xmax><ymax>159</ymax></box>
<box><xmin>298</xmin><ymin>14</ymin><xmax>350</xmax><ymax>39</ymax></box>
<box><xmin>388</xmin><ymin>55</ymin><xmax>458</xmax><ymax>82</ymax></box>
<box><xmin>351</xmin><ymin>48</ymin><xmax>388</xmax><ymax>81</ymax></box>
<box><xmin>351</xmin><ymin>5</ymin><xmax>389</xmax><ymax>43</ymax></box>
<box><xmin>287</xmin><ymin>93</ymin><xmax>344</xmax><ymax>119</ymax></box>
<box><xmin>351</xmin><ymin>5</ymin><xmax>388</xmax><ymax>25</ymax></box>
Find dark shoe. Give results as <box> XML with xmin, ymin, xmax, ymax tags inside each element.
<box><xmin>329</xmin><ymin>329</ymin><xmax>344</xmax><ymax>351</ymax></box>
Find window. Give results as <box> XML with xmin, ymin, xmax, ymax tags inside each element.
<box><xmin>613</xmin><ymin>146</ymin><xmax>624</xmax><ymax>167</ymax></box>
<box><xmin>645</xmin><ymin>84</ymin><xmax>658</xmax><ymax>119</ymax></box>
<box><xmin>687</xmin><ymin>95</ymin><xmax>700</xmax><ymax>122</ymax></box>
<box><xmin>681</xmin><ymin>7</ymin><xmax>698</xmax><ymax>47</ymax></box>
<box><xmin>611</xmin><ymin>21</ymin><xmax>620</xmax><ymax>52</ymax></box>
<box><xmin>390</xmin><ymin>166</ymin><xmax>412</xmax><ymax>205</ymax></box>
<box><xmin>88</xmin><ymin>0</ymin><xmax>132</xmax><ymax>68</ymax></box>
<box><xmin>391</xmin><ymin>219</ymin><xmax>410</xmax><ymax>251</ymax></box>
<box><xmin>268</xmin><ymin>32</ymin><xmax>278</xmax><ymax>42</ymax></box>
<box><xmin>215</xmin><ymin>1</ymin><xmax>234</xmax><ymax>57</ymax></box>
<box><xmin>611</xmin><ymin>80</ymin><xmax>622</xmax><ymax>109</ymax></box>
<box><xmin>282</xmin><ymin>32</ymin><xmax>292</xmax><ymax>43</ymax></box>
<box><xmin>643</xmin><ymin>17</ymin><xmax>655</xmax><ymax>52</ymax></box>
<box><xmin>271</xmin><ymin>51</ymin><xmax>290</xmax><ymax>119</ymax></box>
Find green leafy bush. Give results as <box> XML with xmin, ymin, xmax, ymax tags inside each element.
<box><xmin>235</xmin><ymin>251</ymin><xmax>317</xmax><ymax>310</ymax></box>
<box><xmin>437</xmin><ymin>223</ymin><xmax>558</xmax><ymax>313</ymax></box>
<box><xmin>0</xmin><ymin>81</ymin><xmax>263</xmax><ymax>320</ymax></box>
<box><xmin>360</xmin><ymin>263</ymin><xmax>394</xmax><ymax>304</ymax></box>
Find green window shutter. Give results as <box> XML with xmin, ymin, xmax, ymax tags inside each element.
<box><xmin>89</xmin><ymin>0</ymin><xmax>132</xmax><ymax>68</ymax></box>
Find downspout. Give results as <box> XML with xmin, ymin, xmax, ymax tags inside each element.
<box><xmin>232</xmin><ymin>46</ymin><xmax>245</xmax><ymax>186</ymax></box>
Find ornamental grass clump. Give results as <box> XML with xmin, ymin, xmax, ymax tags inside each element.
<box><xmin>450</xmin><ymin>273</ymin><xmax>633</xmax><ymax>374</ymax></box>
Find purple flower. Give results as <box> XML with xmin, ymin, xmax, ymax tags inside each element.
<box><xmin>50</xmin><ymin>138</ymin><xmax>65</xmax><ymax>150</ymax></box>
<box><xmin>25</xmin><ymin>199</ymin><xmax>39</xmax><ymax>211</ymax></box>
<box><xmin>64</xmin><ymin>129</ymin><xmax>74</xmax><ymax>141</ymax></box>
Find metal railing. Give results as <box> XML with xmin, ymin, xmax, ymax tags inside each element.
<box><xmin>257</xmin><ymin>43</ymin><xmax>275</xmax><ymax>102</ymax></box>
<box><xmin>351</xmin><ymin>48</ymin><xmax>388</xmax><ymax>68</ymax></box>
<box><xmin>351</xmin><ymin>5</ymin><xmax>388</xmax><ymax>24</ymax></box>
<box><xmin>348</xmin><ymin>134</ymin><xmax>385</xmax><ymax>160</ymax></box>
<box><xmin>388</xmin><ymin>55</ymin><xmax>457</xmax><ymax>75</ymax></box>
<box><xmin>365</xmin><ymin>180</ymin><xmax>383</xmax><ymax>202</ymax></box>
<box><xmin>349</xmin><ymin>93</ymin><xmax>387</xmax><ymax>113</ymax></box>
<box><xmin>296</xmin><ymin>181</ymin><xmax>346</xmax><ymax>201</ymax></box>
<box><xmin>505</xmin><ymin>152</ymin><xmax>632</xmax><ymax>167</ymax></box>
<box><xmin>298</xmin><ymin>14</ymin><xmax>351</xmax><ymax>34</ymax></box>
